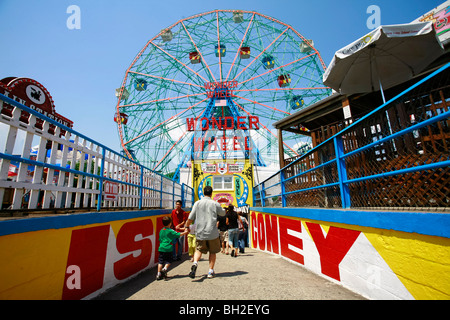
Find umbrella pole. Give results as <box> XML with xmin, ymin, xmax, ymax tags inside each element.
<box><xmin>378</xmin><ymin>78</ymin><xmax>396</xmax><ymax>152</ymax></box>
<box><xmin>372</xmin><ymin>50</ymin><xmax>386</xmax><ymax>104</ymax></box>
<box><xmin>379</xmin><ymin>78</ymin><xmax>386</xmax><ymax>104</ymax></box>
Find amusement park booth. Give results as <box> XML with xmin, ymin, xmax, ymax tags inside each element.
<box><xmin>191</xmin><ymin>158</ymin><xmax>254</xmax><ymax>209</ymax></box>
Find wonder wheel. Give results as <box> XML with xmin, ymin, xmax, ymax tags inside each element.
<box><xmin>115</xmin><ymin>10</ymin><xmax>330</xmax><ymax>180</ymax></box>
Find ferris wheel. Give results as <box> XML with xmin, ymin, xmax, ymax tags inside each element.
<box><xmin>115</xmin><ymin>10</ymin><xmax>330</xmax><ymax>179</ymax></box>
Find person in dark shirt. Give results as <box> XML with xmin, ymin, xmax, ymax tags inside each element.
<box><xmin>238</xmin><ymin>211</ymin><xmax>249</xmax><ymax>253</ymax></box>
<box><xmin>217</xmin><ymin>212</ymin><xmax>228</xmax><ymax>254</ymax></box>
<box><xmin>226</xmin><ymin>204</ymin><xmax>240</xmax><ymax>257</ymax></box>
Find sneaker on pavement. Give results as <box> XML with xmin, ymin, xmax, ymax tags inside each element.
<box><xmin>189</xmin><ymin>264</ymin><xmax>197</xmax><ymax>279</ymax></box>
<box><xmin>207</xmin><ymin>271</ymin><xmax>215</xmax><ymax>278</ymax></box>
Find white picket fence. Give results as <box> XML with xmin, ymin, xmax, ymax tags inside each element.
<box><xmin>0</xmin><ymin>93</ymin><xmax>193</xmax><ymax>211</ymax></box>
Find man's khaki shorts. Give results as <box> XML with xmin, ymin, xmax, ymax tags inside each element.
<box><xmin>196</xmin><ymin>237</ymin><xmax>221</xmax><ymax>254</ymax></box>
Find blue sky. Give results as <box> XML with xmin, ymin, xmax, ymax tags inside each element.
<box><xmin>0</xmin><ymin>0</ymin><xmax>443</xmax><ymax>153</ymax></box>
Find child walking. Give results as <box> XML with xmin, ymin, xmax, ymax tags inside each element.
<box><xmin>157</xmin><ymin>216</ymin><xmax>188</xmax><ymax>280</ymax></box>
<box><xmin>187</xmin><ymin>222</ymin><xmax>196</xmax><ymax>262</ymax></box>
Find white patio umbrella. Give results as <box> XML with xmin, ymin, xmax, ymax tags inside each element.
<box><xmin>323</xmin><ymin>22</ymin><xmax>444</xmax><ymax>103</ymax></box>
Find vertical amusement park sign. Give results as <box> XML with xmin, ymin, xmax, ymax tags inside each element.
<box><xmin>186</xmin><ymin>81</ymin><xmax>259</xmax><ymax>158</ymax></box>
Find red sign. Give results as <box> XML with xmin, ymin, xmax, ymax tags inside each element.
<box><xmin>204</xmin><ymin>81</ymin><xmax>238</xmax><ymax>98</ymax></box>
<box><xmin>250</xmin><ymin>212</ymin><xmax>361</xmax><ymax>281</ymax></box>
<box><xmin>193</xmin><ymin>135</ymin><xmax>252</xmax><ymax>152</ymax></box>
<box><xmin>186</xmin><ymin>116</ymin><xmax>259</xmax><ymax>131</ymax></box>
<box><xmin>0</xmin><ymin>77</ymin><xmax>73</xmax><ymax>128</ymax></box>
<box><xmin>103</xmin><ymin>180</ymin><xmax>119</xmax><ymax>201</ymax></box>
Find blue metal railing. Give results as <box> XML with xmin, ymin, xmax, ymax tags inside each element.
<box><xmin>0</xmin><ymin>92</ymin><xmax>194</xmax><ymax>211</ymax></box>
<box><xmin>254</xmin><ymin>62</ymin><xmax>450</xmax><ymax>210</ymax></box>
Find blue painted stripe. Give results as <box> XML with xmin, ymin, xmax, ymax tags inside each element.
<box><xmin>0</xmin><ymin>209</ymin><xmax>173</xmax><ymax>236</ymax></box>
<box><xmin>250</xmin><ymin>207</ymin><xmax>450</xmax><ymax>238</ymax></box>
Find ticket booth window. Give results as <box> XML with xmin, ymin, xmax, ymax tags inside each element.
<box><xmin>213</xmin><ymin>176</ymin><xmax>233</xmax><ymax>191</ymax></box>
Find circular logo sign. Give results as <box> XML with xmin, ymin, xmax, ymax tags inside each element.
<box><xmin>25</xmin><ymin>84</ymin><xmax>46</xmax><ymax>105</ymax></box>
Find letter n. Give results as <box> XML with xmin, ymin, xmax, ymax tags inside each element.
<box><xmin>211</xmin><ymin>117</ymin><xmax>223</xmax><ymax>130</ymax></box>
<box><xmin>265</xmin><ymin>214</ymin><xmax>279</xmax><ymax>254</ymax></box>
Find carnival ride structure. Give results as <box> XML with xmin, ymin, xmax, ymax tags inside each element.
<box><xmin>114</xmin><ymin>10</ymin><xmax>330</xmax><ymax>181</ymax></box>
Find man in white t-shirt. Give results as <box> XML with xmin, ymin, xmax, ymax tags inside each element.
<box><xmin>184</xmin><ymin>186</ymin><xmax>225</xmax><ymax>279</ymax></box>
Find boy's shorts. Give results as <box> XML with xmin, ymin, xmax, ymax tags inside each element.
<box><xmin>219</xmin><ymin>230</ymin><xmax>228</xmax><ymax>242</ymax></box>
<box><xmin>196</xmin><ymin>237</ymin><xmax>221</xmax><ymax>254</ymax></box>
<box><xmin>158</xmin><ymin>251</ymin><xmax>173</xmax><ymax>265</ymax></box>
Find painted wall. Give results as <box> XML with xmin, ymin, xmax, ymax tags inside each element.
<box><xmin>0</xmin><ymin>210</ymin><xmax>187</xmax><ymax>300</ymax></box>
<box><xmin>249</xmin><ymin>208</ymin><xmax>450</xmax><ymax>300</ymax></box>
<box><xmin>2</xmin><ymin>206</ymin><xmax>448</xmax><ymax>300</ymax></box>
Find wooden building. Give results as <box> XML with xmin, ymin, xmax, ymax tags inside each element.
<box><xmin>272</xmin><ymin>49</ymin><xmax>450</xmax><ymax>210</ymax></box>
<box><xmin>274</xmin><ymin>52</ymin><xmax>450</xmax><ymax>168</ymax></box>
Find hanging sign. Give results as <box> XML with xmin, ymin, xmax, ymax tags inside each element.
<box><xmin>104</xmin><ymin>180</ymin><xmax>119</xmax><ymax>201</ymax></box>
<box><xmin>201</xmin><ymin>163</ymin><xmax>217</xmax><ymax>173</ymax></box>
<box><xmin>0</xmin><ymin>77</ymin><xmax>73</xmax><ymax>128</ymax></box>
<box><xmin>186</xmin><ymin>115</ymin><xmax>259</xmax><ymax>131</ymax></box>
<box><xmin>204</xmin><ymin>80</ymin><xmax>238</xmax><ymax>98</ymax></box>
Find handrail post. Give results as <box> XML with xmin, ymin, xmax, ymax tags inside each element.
<box><xmin>252</xmin><ymin>186</ymin><xmax>255</xmax><ymax>207</ymax></box>
<box><xmin>160</xmin><ymin>175</ymin><xmax>163</xmax><ymax>209</ymax></box>
<box><xmin>261</xmin><ymin>182</ymin><xmax>265</xmax><ymax>207</ymax></box>
<box><xmin>280</xmin><ymin>171</ymin><xmax>287</xmax><ymax>207</ymax></box>
<box><xmin>181</xmin><ymin>183</ymin><xmax>185</xmax><ymax>207</ymax></box>
<box><xmin>139</xmin><ymin>165</ymin><xmax>144</xmax><ymax>210</ymax></box>
<box><xmin>97</xmin><ymin>147</ymin><xmax>106</xmax><ymax>212</ymax></box>
<box><xmin>334</xmin><ymin>136</ymin><xmax>350</xmax><ymax>208</ymax></box>
<box><xmin>172</xmin><ymin>180</ymin><xmax>175</xmax><ymax>207</ymax></box>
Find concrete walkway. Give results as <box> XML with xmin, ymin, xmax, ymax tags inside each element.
<box><xmin>95</xmin><ymin>248</ymin><xmax>365</xmax><ymax>300</ymax></box>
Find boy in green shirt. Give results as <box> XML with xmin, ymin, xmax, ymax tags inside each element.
<box><xmin>157</xmin><ymin>216</ymin><xmax>189</xmax><ymax>280</ymax></box>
